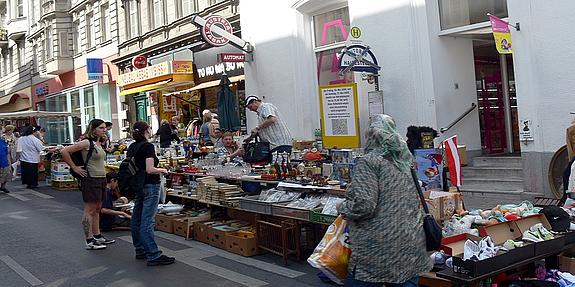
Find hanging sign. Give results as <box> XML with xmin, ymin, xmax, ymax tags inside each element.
<box><xmin>489</xmin><ymin>15</ymin><xmax>513</xmax><ymax>54</ymax></box>
<box><xmin>338</xmin><ymin>44</ymin><xmax>380</xmax><ymax>74</ymax></box>
<box><xmin>319</xmin><ymin>83</ymin><xmax>360</xmax><ymax>148</ymax></box>
<box><xmin>201</xmin><ymin>15</ymin><xmax>233</xmax><ymax>47</ymax></box>
<box><xmin>86</xmin><ymin>58</ymin><xmax>103</xmax><ymax>81</ymax></box>
<box><xmin>132</xmin><ymin>55</ymin><xmax>148</xmax><ymax>69</ymax></box>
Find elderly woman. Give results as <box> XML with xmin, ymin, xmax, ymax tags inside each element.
<box><xmin>338</xmin><ymin>114</ymin><xmax>431</xmax><ymax>287</ymax></box>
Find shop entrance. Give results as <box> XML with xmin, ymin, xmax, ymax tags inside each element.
<box><xmin>473</xmin><ymin>42</ymin><xmax>520</xmax><ymax>154</ymax></box>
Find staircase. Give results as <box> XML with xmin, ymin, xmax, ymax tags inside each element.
<box><xmin>459</xmin><ymin>156</ymin><xmax>539</xmax><ymax>209</ymax></box>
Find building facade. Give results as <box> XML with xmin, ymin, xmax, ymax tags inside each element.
<box><xmin>240</xmin><ymin>0</ymin><xmax>575</xmax><ymax>196</ymax></box>
<box><xmin>113</xmin><ymin>0</ymin><xmax>246</xmax><ymax>136</ymax></box>
<box><xmin>27</xmin><ymin>0</ymin><xmax>121</xmax><ymax>144</ymax></box>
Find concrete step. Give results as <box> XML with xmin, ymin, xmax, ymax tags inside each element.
<box><xmin>472</xmin><ymin>156</ymin><xmax>522</xmax><ymax>168</ymax></box>
<box><xmin>461</xmin><ymin>178</ymin><xmax>523</xmax><ymax>191</ymax></box>
<box><xmin>461</xmin><ymin>167</ymin><xmax>523</xmax><ymax>179</ymax></box>
<box><xmin>460</xmin><ymin>189</ymin><xmax>543</xmax><ymax>210</ymax></box>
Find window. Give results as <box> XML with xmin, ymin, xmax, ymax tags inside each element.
<box><xmin>16</xmin><ymin>0</ymin><xmax>24</xmax><ymax>17</ymax></box>
<box><xmin>180</xmin><ymin>0</ymin><xmax>196</xmax><ymax>17</ymax></box>
<box><xmin>32</xmin><ymin>45</ymin><xmax>38</xmax><ymax>73</ymax></box>
<box><xmin>59</xmin><ymin>32</ymin><xmax>69</xmax><ymax>56</ymax></box>
<box><xmin>1</xmin><ymin>53</ymin><xmax>6</xmax><ymax>75</ymax></box>
<box><xmin>40</xmin><ymin>40</ymin><xmax>46</xmax><ymax>70</ymax></box>
<box><xmin>100</xmin><ymin>3</ymin><xmax>110</xmax><ymax>42</ymax></box>
<box><xmin>438</xmin><ymin>0</ymin><xmax>508</xmax><ymax>30</ymax></box>
<box><xmin>86</xmin><ymin>13</ymin><xmax>94</xmax><ymax>48</ymax></box>
<box><xmin>152</xmin><ymin>0</ymin><xmax>164</xmax><ymax>29</ymax></box>
<box><xmin>208</xmin><ymin>0</ymin><xmax>224</xmax><ymax>5</ymax></box>
<box><xmin>9</xmin><ymin>47</ymin><xmax>14</xmax><ymax>73</ymax></box>
<box><xmin>73</xmin><ymin>21</ymin><xmax>80</xmax><ymax>54</ymax></box>
<box><xmin>312</xmin><ymin>7</ymin><xmax>353</xmax><ymax>86</ymax></box>
<box><xmin>84</xmin><ymin>87</ymin><xmax>96</xmax><ymax>123</ymax></box>
<box><xmin>45</xmin><ymin>26</ymin><xmax>52</xmax><ymax>59</ymax></box>
<box><xmin>128</xmin><ymin>1</ymin><xmax>139</xmax><ymax>38</ymax></box>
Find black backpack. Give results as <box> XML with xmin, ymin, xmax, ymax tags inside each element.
<box><xmin>70</xmin><ymin>140</ymin><xmax>95</xmax><ymax>179</ymax></box>
<box><xmin>118</xmin><ymin>142</ymin><xmax>147</xmax><ymax>199</ymax></box>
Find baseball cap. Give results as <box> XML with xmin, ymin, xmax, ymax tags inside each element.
<box><xmin>245</xmin><ymin>95</ymin><xmax>260</xmax><ymax>107</ymax></box>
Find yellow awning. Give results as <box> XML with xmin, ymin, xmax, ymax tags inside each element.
<box><xmin>188</xmin><ymin>75</ymin><xmax>245</xmax><ymax>91</ymax></box>
<box><xmin>119</xmin><ymin>79</ymin><xmax>172</xmax><ymax>96</ymax></box>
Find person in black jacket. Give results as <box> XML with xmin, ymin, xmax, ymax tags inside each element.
<box><xmin>156</xmin><ymin>119</ymin><xmax>180</xmax><ymax>148</ymax></box>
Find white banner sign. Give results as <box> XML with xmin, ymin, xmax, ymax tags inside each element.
<box><xmin>321</xmin><ymin>86</ymin><xmax>357</xmax><ymax>137</ymax></box>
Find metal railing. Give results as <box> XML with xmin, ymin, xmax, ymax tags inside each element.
<box><xmin>440</xmin><ymin>103</ymin><xmax>477</xmax><ymax>133</ymax></box>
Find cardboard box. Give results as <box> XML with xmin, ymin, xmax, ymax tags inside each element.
<box><xmin>423</xmin><ymin>191</ymin><xmax>464</xmax><ymax>221</ymax></box>
<box><xmin>559</xmin><ymin>250</ymin><xmax>575</xmax><ymax>273</ymax></box>
<box><xmin>155</xmin><ymin>214</ymin><xmax>185</xmax><ymax>233</ymax></box>
<box><xmin>440</xmin><ymin>145</ymin><xmax>468</xmax><ymax>166</ymax></box>
<box><xmin>52</xmin><ymin>162</ymin><xmax>70</xmax><ymax>172</ymax></box>
<box><xmin>194</xmin><ymin>220</ymin><xmax>226</xmax><ymax>244</ymax></box>
<box><xmin>210</xmin><ymin>225</ymin><xmax>240</xmax><ymax>249</ymax></box>
<box><xmin>513</xmin><ymin>214</ymin><xmax>565</xmax><ymax>256</ymax></box>
<box><xmin>440</xmin><ymin>233</ymin><xmax>482</xmax><ymax>256</ymax></box>
<box><xmin>173</xmin><ymin>218</ymin><xmax>194</xmax><ymax>238</ymax></box>
<box><xmin>226</xmin><ymin>230</ymin><xmax>259</xmax><ymax>257</ymax></box>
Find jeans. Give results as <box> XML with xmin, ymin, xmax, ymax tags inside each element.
<box><xmin>131</xmin><ymin>184</ymin><xmax>162</xmax><ymax>261</ymax></box>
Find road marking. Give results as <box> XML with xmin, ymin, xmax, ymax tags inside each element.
<box><xmin>118</xmin><ymin>236</ymin><xmax>268</xmax><ymax>286</ymax></box>
<box><xmin>0</xmin><ymin>255</ymin><xmax>44</xmax><ymax>286</ymax></box>
<box><xmin>76</xmin><ymin>266</ymin><xmax>108</xmax><ymax>279</ymax></box>
<box><xmin>157</xmin><ymin>232</ymin><xmax>306</xmax><ymax>278</ymax></box>
<box><xmin>25</xmin><ymin>189</ymin><xmax>54</xmax><ymax>199</ymax></box>
<box><xmin>6</xmin><ymin>193</ymin><xmax>30</xmax><ymax>201</ymax></box>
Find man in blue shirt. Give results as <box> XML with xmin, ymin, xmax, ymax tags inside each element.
<box><xmin>0</xmin><ymin>138</ymin><xmax>10</xmax><ymax>193</ymax></box>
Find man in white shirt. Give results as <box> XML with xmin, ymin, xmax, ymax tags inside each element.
<box><xmin>18</xmin><ymin>126</ymin><xmax>45</xmax><ymax>188</ymax></box>
<box><xmin>243</xmin><ymin>95</ymin><xmax>293</xmax><ymax>155</ymax></box>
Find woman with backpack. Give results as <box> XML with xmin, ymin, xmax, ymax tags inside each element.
<box><xmin>61</xmin><ymin>119</ymin><xmax>115</xmax><ymax>250</ymax></box>
<box><xmin>128</xmin><ymin>121</ymin><xmax>175</xmax><ymax>266</ymax></box>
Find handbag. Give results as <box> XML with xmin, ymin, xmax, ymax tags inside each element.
<box><xmin>243</xmin><ymin>135</ymin><xmax>272</xmax><ymax>163</ymax></box>
<box><xmin>410</xmin><ymin>167</ymin><xmax>443</xmax><ymax>251</ymax></box>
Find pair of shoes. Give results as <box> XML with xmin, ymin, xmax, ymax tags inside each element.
<box><xmin>86</xmin><ymin>240</ymin><xmax>107</xmax><ymax>250</ymax></box>
<box><xmin>147</xmin><ymin>255</ymin><xmax>175</xmax><ymax>266</ymax></box>
<box><xmin>502</xmin><ymin>239</ymin><xmax>524</xmax><ymax>250</ymax></box>
<box><xmin>522</xmin><ymin>223</ymin><xmax>554</xmax><ymax>242</ymax></box>
<box><xmin>136</xmin><ymin>254</ymin><xmax>147</xmax><ymax>260</ymax></box>
<box><xmin>94</xmin><ymin>236</ymin><xmax>116</xmax><ymax>245</ymax></box>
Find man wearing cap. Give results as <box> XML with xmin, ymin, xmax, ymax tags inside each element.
<box><xmin>244</xmin><ymin>95</ymin><xmax>293</xmax><ymax>154</ymax></box>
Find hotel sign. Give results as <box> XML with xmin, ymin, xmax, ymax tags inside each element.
<box><xmin>117</xmin><ymin>61</ymin><xmax>193</xmax><ymax>87</ymax></box>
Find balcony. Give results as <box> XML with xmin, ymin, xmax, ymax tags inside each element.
<box><xmin>45</xmin><ymin>57</ymin><xmax>74</xmax><ymax>75</ymax></box>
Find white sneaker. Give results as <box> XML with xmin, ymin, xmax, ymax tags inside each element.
<box><xmin>94</xmin><ymin>236</ymin><xmax>116</xmax><ymax>245</ymax></box>
<box><xmin>522</xmin><ymin>230</ymin><xmax>544</xmax><ymax>242</ymax></box>
<box><xmin>531</xmin><ymin>223</ymin><xmax>554</xmax><ymax>241</ymax></box>
<box><xmin>86</xmin><ymin>240</ymin><xmax>107</xmax><ymax>250</ymax></box>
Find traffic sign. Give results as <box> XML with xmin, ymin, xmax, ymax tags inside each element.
<box><xmin>338</xmin><ymin>44</ymin><xmax>380</xmax><ymax>74</ymax></box>
<box><xmin>350</xmin><ymin>27</ymin><xmax>361</xmax><ymax>39</ymax></box>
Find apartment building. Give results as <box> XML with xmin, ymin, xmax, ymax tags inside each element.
<box><xmin>112</xmin><ymin>0</ymin><xmax>246</xmax><ymax>134</ymax></box>
<box><xmin>28</xmin><ymin>0</ymin><xmax>122</xmax><ymax>144</ymax></box>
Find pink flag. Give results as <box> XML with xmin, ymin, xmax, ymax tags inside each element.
<box><xmin>444</xmin><ymin>135</ymin><xmax>462</xmax><ymax>187</ymax></box>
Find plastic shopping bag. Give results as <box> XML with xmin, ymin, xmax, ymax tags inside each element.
<box><xmin>307</xmin><ymin>215</ymin><xmax>351</xmax><ymax>285</ymax></box>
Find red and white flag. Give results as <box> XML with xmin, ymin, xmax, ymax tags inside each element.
<box><xmin>444</xmin><ymin>135</ymin><xmax>462</xmax><ymax>187</ymax></box>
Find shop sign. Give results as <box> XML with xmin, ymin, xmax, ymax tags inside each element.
<box><xmin>35</xmin><ymin>84</ymin><xmax>49</xmax><ymax>97</ymax></box>
<box><xmin>172</xmin><ymin>61</ymin><xmax>194</xmax><ymax>73</ymax></box>
<box><xmin>201</xmin><ymin>15</ymin><xmax>233</xmax><ymax>47</ymax></box>
<box><xmin>519</xmin><ymin>119</ymin><xmax>534</xmax><ymax>141</ymax></box>
<box><xmin>194</xmin><ymin>46</ymin><xmax>244</xmax><ymax>83</ymax></box>
<box><xmin>118</xmin><ymin>62</ymin><xmax>172</xmax><ymax>87</ymax></box>
<box><xmin>132</xmin><ymin>55</ymin><xmax>148</xmax><ymax>69</ymax></box>
<box><xmin>219</xmin><ymin>53</ymin><xmax>245</xmax><ymax>62</ymax></box>
<box><xmin>87</xmin><ymin>58</ymin><xmax>103</xmax><ymax>81</ymax></box>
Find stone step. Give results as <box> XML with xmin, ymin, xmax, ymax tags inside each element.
<box><xmin>461</xmin><ymin>167</ymin><xmax>523</xmax><ymax>179</ymax></box>
<box><xmin>460</xmin><ymin>189</ymin><xmax>542</xmax><ymax>210</ymax></box>
<box><xmin>472</xmin><ymin>156</ymin><xmax>523</xmax><ymax>168</ymax></box>
<box><xmin>461</xmin><ymin>178</ymin><xmax>523</xmax><ymax>191</ymax></box>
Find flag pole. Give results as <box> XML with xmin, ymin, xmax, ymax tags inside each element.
<box><xmin>487</xmin><ymin>13</ymin><xmax>520</xmax><ymax>31</ymax></box>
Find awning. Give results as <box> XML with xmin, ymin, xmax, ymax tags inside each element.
<box><xmin>0</xmin><ymin>93</ymin><xmax>29</xmax><ymax>106</ymax></box>
<box><xmin>188</xmin><ymin>75</ymin><xmax>245</xmax><ymax>91</ymax></box>
<box><xmin>119</xmin><ymin>79</ymin><xmax>172</xmax><ymax>96</ymax></box>
<box><xmin>0</xmin><ymin>111</ymin><xmax>80</xmax><ymax>119</ymax></box>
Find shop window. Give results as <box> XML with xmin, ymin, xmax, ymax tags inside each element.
<box><xmin>438</xmin><ymin>0</ymin><xmax>508</xmax><ymax>30</ymax></box>
<box><xmin>312</xmin><ymin>6</ymin><xmax>354</xmax><ymax>86</ymax></box>
<box><xmin>84</xmin><ymin>87</ymin><xmax>96</xmax><ymax>123</ymax></box>
<box><xmin>71</xmin><ymin>91</ymin><xmax>82</xmax><ymax>140</ymax></box>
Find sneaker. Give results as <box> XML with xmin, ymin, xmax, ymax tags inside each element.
<box><xmin>136</xmin><ymin>254</ymin><xmax>147</xmax><ymax>260</ymax></box>
<box><xmin>94</xmin><ymin>236</ymin><xmax>116</xmax><ymax>245</ymax></box>
<box><xmin>532</xmin><ymin>223</ymin><xmax>554</xmax><ymax>241</ymax></box>
<box><xmin>147</xmin><ymin>255</ymin><xmax>175</xmax><ymax>266</ymax></box>
<box><xmin>86</xmin><ymin>240</ymin><xmax>107</xmax><ymax>250</ymax></box>
<box><xmin>522</xmin><ymin>230</ymin><xmax>544</xmax><ymax>242</ymax></box>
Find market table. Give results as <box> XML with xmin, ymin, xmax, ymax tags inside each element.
<box><xmin>436</xmin><ymin>241</ymin><xmax>575</xmax><ymax>286</ymax></box>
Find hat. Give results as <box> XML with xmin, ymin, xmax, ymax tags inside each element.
<box><xmin>539</xmin><ymin>206</ymin><xmax>570</xmax><ymax>232</ymax></box>
<box><xmin>245</xmin><ymin>95</ymin><xmax>260</xmax><ymax>107</ymax></box>
<box><xmin>202</xmin><ymin>109</ymin><xmax>211</xmax><ymax>116</ymax></box>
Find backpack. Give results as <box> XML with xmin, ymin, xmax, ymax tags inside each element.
<box><xmin>118</xmin><ymin>142</ymin><xmax>147</xmax><ymax>199</ymax></box>
<box><xmin>70</xmin><ymin>140</ymin><xmax>95</xmax><ymax>179</ymax></box>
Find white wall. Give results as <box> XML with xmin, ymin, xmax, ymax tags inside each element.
<box><xmin>508</xmin><ymin>0</ymin><xmax>575</xmax><ymax>154</ymax></box>
<box><xmin>425</xmin><ymin>0</ymin><xmax>481</xmax><ymax>151</ymax></box>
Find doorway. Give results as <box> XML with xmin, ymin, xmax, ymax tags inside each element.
<box><xmin>473</xmin><ymin>42</ymin><xmax>520</xmax><ymax>155</ymax></box>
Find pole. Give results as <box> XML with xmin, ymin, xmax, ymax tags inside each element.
<box><xmin>500</xmin><ymin>54</ymin><xmax>514</xmax><ymax>154</ymax></box>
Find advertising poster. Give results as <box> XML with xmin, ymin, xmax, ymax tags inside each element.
<box><xmin>319</xmin><ymin>83</ymin><xmax>360</xmax><ymax>148</ymax></box>
<box><xmin>414</xmin><ymin>148</ymin><xmax>443</xmax><ymax>191</ymax></box>
<box><xmin>489</xmin><ymin>15</ymin><xmax>513</xmax><ymax>54</ymax></box>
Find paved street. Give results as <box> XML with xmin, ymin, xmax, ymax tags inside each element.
<box><xmin>0</xmin><ymin>181</ymin><xmax>333</xmax><ymax>287</ymax></box>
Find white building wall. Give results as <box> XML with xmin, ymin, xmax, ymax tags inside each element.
<box><xmin>508</xmin><ymin>0</ymin><xmax>575</xmax><ymax>194</ymax></box>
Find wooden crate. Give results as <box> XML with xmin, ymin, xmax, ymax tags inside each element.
<box><xmin>51</xmin><ymin>180</ymin><xmax>78</xmax><ymax>190</ymax></box>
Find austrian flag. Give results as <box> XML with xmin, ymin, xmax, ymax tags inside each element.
<box><xmin>444</xmin><ymin>136</ymin><xmax>462</xmax><ymax>187</ymax></box>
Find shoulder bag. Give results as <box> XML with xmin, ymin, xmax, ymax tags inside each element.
<box><xmin>410</xmin><ymin>167</ymin><xmax>443</xmax><ymax>251</ymax></box>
